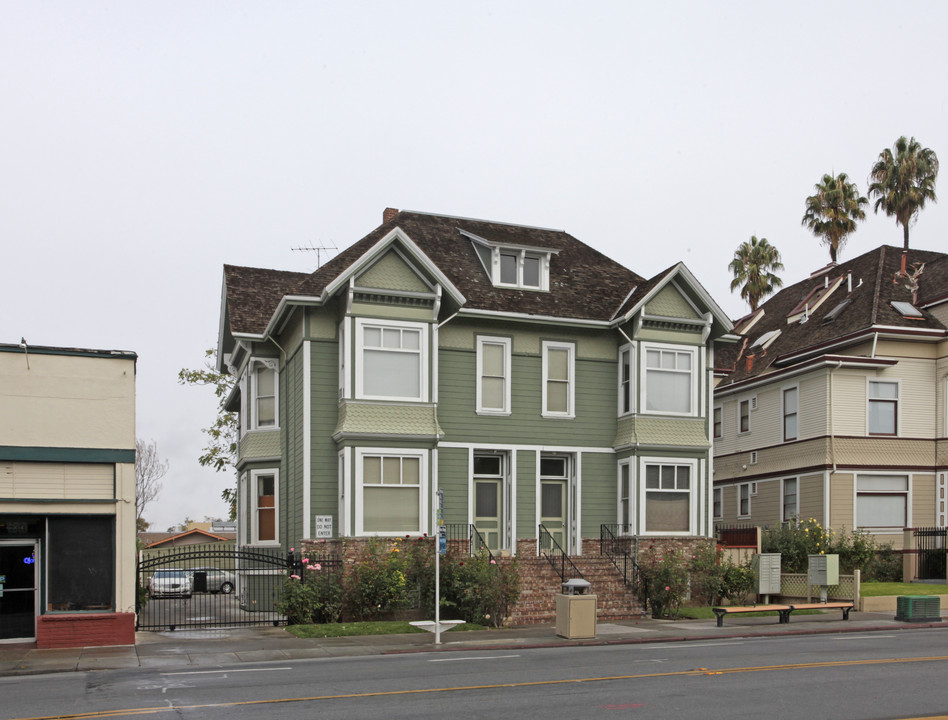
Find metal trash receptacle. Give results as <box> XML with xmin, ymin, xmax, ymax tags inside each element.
<box><xmin>556</xmin><ymin>579</ymin><xmax>596</xmax><ymax>639</ymax></box>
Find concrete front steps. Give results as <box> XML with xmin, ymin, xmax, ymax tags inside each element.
<box><xmin>501</xmin><ymin>543</ymin><xmax>645</xmax><ymax>625</ymax></box>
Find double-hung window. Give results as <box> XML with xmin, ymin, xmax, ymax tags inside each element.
<box><xmin>782</xmin><ymin>478</ymin><xmax>798</xmax><ymax>522</ymax></box>
<box><xmin>856</xmin><ymin>474</ymin><xmax>908</xmax><ymax>529</ymax></box>
<box><xmin>713</xmin><ymin>487</ymin><xmax>723</xmax><ymax>520</ymax></box>
<box><xmin>357</xmin><ymin>450</ymin><xmax>426</xmax><ymax>535</ymax></box>
<box><xmin>739</xmin><ymin>399</ymin><xmax>750</xmax><ymax>433</ymax></box>
<box><xmin>738</xmin><ymin>483</ymin><xmax>751</xmax><ymax>518</ymax></box>
<box><xmin>713</xmin><ymin>406</ymin><xmax>722</xmax><ymax>439</ymax></box>
<box><xmin>640</xmin><ymin>460</ymin><xmax>695</xmax><ymax>534</ymax></box>
<box><xmin>618</xmin><ymin>346</ymin><xmax>635</xmax><ymax>415</ymax></box>
<box><xmin>251</xmin><ymin>469</ymin><xmax>278</xmax><ymax>544</ymax></box>
<box><xmin>542</xmin><ymin>341</ymin><xmax>575</xmax><ymax>418</ymax></box>
<box><xmin>248</xmin><ymin>360</ymin><xmax>279</xmax><ymax>430</ymax></box>
<box><xmin>476</xmin><ymin>336</ymin><xmax>511</xmax><ymax>414</ymax></box>
<box><xmin>783</xmin><ymin>387</ymin><xmax>798</xmax><ymax>441</ymax></box>
<box><xmin>642</xmin><ymin>344</ymin><xmax>698</xmax><ymax>415</ymax></box>
<box><xmin>618</xmin><ymin>461</ymin><xmax>632</xmax><ymax>533</ymax></box>
<box><xmin>355</xmin><ymin>319</ymin><xmax>428</xmax><ymax>402</ymax></box>
<box><xmin>868</xmin><ymin>380</ymin><xmax>898</xmax><ymax>436</ymax></box>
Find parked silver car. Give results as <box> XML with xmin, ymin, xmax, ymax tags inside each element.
<box><xmin>147</xmin><ymin>569</ymin><xmax>193</xmax><ymax>598</ymax></box>
<box><xmin>189</xmin><ymin>567</ymin><xmax>236</xmax><ymax>594</ymax></box>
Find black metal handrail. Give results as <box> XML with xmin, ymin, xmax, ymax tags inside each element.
<box><xmin>443</xmin><ymin>523</ymin><xmax>497</xmax><ymax>564</ymax></box>
<box><xmin>538</xmin><ymin>524</ymin><xmax>584</xmax><ymax>582</ymax></box>
<box><xmin>599</xmin><ymin>524</ymin><xmax>638</xmax><ymax>586</ymax></box>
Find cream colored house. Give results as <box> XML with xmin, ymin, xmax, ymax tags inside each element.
<box><xmin>0</xmin><ymin>343</ymin><xmax>137</xmax><ymax>647</ymax></box>
<box><xmin>713</xmin><ymin>246</ymin><xmax>948</xmax><ymax>550</ymax></box>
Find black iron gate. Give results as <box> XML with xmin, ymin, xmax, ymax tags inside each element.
<box><xmin>136</xmin><ymin>547</ymin><xmax>290</xmax><ymax>631</ymax></box>
<box><xmin>914</xmin><ymin>527</ymin><xmax>947</xmax><ymax>581</ymax></box>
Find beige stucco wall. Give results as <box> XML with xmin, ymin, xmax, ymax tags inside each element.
<box><xmin>0</xmin><ymin>350</ymin><xmax>135</xmax><ymax>450</ymax></box>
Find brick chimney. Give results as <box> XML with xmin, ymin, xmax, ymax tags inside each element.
<box><xmin>383</xmin><ymin>207</ymin><xmax>399</xmax><ymax>224</ymax></box>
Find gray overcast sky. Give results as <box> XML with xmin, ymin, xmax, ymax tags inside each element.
<box><xmin>2</xmin><ymin>2</ymin><xmax>946</xmax><ymax>531</ymax></box>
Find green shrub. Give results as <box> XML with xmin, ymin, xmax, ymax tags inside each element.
<box><xmin>863</xmin><ymin>546</ymin><xmax>903</xmax><ymax>582</ymax></box>
<box><xmin>439</xmin><ymin>551</ymin><xmax>520</xmax><ymax>627</ymax></box>
<box><xmin>688</xmin><ymin>541</ymin><xmax>726</xmax><ymax>605</ymax></box>
<box><xmin>344</xmin><ymin>538</ymin><xmax>412</xmax><ymax>620</ymax></box>
<box><xmin>276</xmin><ymin>562</ymin><xmax>343</xmax><ymax>624</ymax></box>
<box><xmin>761</xmin><ymin>517</ymin><xmax>878</xmax><ymax>573</ymax></box>
<box><xmin>720</xmin><ymin>561</ymin><xmax>755</xmax><ymax>604</ymax></box>
<box><xmin>636</xmin><ymin>547</ymin><xmax>689</xmax><ymax>618</ymax></box>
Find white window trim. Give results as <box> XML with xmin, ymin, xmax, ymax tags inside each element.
<box><xmin>618</xmin><ymin>345</ymin><xmax>636</xmax><ymax>417</ymax></box>
<box><xmin>782</xmin><ymin>384</ymin><xmax>800</xmax><ymax>442</ymax></box>
<box><xmin>476</xmin><ymin>336</ymin><xmax>512</xmax><ymax>415</ymax></box>
<box><xmin>250</xmin><ymin>468</ymin><xmax>280</xmax><ymax>546</ymax></box>
<box><xmin>640</xmin><ymin>342</ymin><xmax>699</xmax><ymax>417</ymax></box>
<box><xmin>492</xmin><ymin>247</ymin><xmax>550</xmax><ymax>291</ymax></box>
<box><xmin>541</xmin><ymin>341</ymin><xmax>575</xmax><ymax>418</ymax></box>
<box><xmin>738</xmin><ymin>482</ymin><xmax>752</xmax><ymax>519</ymax></box>
<box><xmin>354</xmin><ymin>318</ymin><xmax>429</xmax><ymax>402</ymax></box>
<box><xmin>637</xmin><ymin>456</ymin><xmax>699</xmax><ymax>536</ymax></box>
<box><xmin>712</xmin><ymin>404</ymin><xmax>723</xmax><ymax>439</ymax></box>
<box><xmin>354</xmin><ymin>447</ymin><xmax>428</xmax><ymax>537</ymax></box>
<box><xmin>617</xmin><ymin>459</ymin><xmax>634</xmax><ymax>532</ymax></box>
<box><xmin>738</xmin><ymin>398</ymin><xmax>751</xmax><ymax>435</ymax></box>
<box><xmin>248</xmin><ymin>358</ymin><xmax>279</xmax><ymax>431</ymax></box>
<box><xmin>867</xmin><ymin>377</ymin><xmax>900</xmax><ymax>437</ymax></box>
<box><xmin>853</xmin><ymin>472</ymin><xmax>911</xmax><ymax>532</ymax></box>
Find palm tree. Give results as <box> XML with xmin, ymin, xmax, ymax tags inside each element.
<box><xmin>801</xmin><ymin>172</ymin><xmax>868</xmax><ymax>263</ymax></box>
<box><xmin>867</xmin><ymin>136</ymin><xmax>939</xmax><ymax>251</ymax></box>
<box><xmin>729</xmin><ymin>236</ymin><xmax>784</xmax><ymax>312</ymax></box>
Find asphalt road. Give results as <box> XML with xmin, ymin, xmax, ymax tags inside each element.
<box><xmin>4</xmin><ymin>632</ymin><xmax>948</xmax><ymax>719</ymax></box>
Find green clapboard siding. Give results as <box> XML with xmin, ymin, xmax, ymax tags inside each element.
<box><xmin>580</xmin><ymin>452</ymin><xmax>617</xmax><ymax>536</ymax></box>
<box><xmin>310</xmin><ymin>340</ymin><xmax>342</xmax><ymax>524</ymax></box>
<box><xmin>516</xmin><ymin>450</ymin><xmax>537</xmax><ymax>537</ymax></box>
<box><xmin>437</xmin><ymin>349</ymin><xmax>616</xmax><ymax>447</ymax></box>
<box><xmin>437</xmin><ymin>447</ymin><xmax>469</xmax><ymax>525</ymax></box>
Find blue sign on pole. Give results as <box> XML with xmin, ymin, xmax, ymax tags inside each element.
<box><xmin>438</xmin><ymin>526</ymin><xmax>447</xmax><ymax>555</ymax></box>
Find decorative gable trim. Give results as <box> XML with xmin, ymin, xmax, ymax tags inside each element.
<box><xmin>615</xmin><ymin>264</ymin><xmax>733</xmax><ymax>334</ymax></box>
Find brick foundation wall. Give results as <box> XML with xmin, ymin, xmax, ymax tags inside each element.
<box><xmin>36</xmin><ymin>612</ymin><xmax>136</xmax><ymax>649</ymax></box>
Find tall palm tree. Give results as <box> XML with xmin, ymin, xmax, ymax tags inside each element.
<box><xmin>801</xmin><ymin>172</ymin><xmax>868</xmax><ymax>263</ymax></box>
<box><xmin>729</xmin><ymin>236</ymin><xmax>784</xmax><ymax>312</ymax></box>
<box><xmin>867</xmin><ymin>136</ymin><xmax>939</xmax><ymax>251</ymax></box>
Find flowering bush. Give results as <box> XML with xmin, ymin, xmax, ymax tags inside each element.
<box><xmin>439</xmin><ymin>550</ymin><xmax>520</xmax><ymax>627</ymax></box>
<box><xmin>344</xmin><ymin>538</ymin><xmax>413</xmax><ymax>620</ymax></box>
<box><xmin>277</xmin><ymin>562</ymin><xmax>343</xmax><ymax>625</ymax></box>
<box><xmin>762</xmin><ymin>518</ymin><xmax>877</xmax><ymax>573</ymax></box>
<box><xmin>636</xmin><ymin>547</ymin><xmax>689</xmax><ymax>618</ymax></box>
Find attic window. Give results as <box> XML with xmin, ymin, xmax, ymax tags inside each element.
<box><xmin>822</xmin><ymin>299</ymin><xmax>852</xmax><ymax>324</ymax></box>
<box><xmin>890</xmin><ymin>301</ymin><xmax>924</xmax><ymax>319</ymax></box>
<box><xmin>468</xmin><ymin>236</ymin><xmax>553</xmax><ymax>291</ymax></box>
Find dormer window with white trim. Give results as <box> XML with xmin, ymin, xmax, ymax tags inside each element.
<box><xmin>462</xmin><ymin>230</ymin><xmax>556</xmax><ymax>291</ymax></box>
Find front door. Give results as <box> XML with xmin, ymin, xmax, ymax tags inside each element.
<box><xmin>0</xmin><ymin>541</ymin><xmax>38</xmax><ymax>642</ymax></box>
<box><xmin>473</xmin><ymin>454</ymin><xmax>505</xmax><ymax>552</ymax></box>
<box><xmin>540</xmin><ymin>455</ymin><xmax>571</xmax><ymax>551</ymax></box>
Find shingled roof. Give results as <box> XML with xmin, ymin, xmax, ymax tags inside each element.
<box><xmin>717</xmin><ymin>245</ymin><xmax>948</xmax><ymax>387</ymax></box>
<box><xmin>222</xmin><ymin>210</ymin><xmax>650</xmax><ymax>337</ymax></box>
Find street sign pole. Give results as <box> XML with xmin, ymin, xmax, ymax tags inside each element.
<box><xmin>435</xmin><ymin>489</ymin><xmax>444</xmax><ymax>644</ymax></box>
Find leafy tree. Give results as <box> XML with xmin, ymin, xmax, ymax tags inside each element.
<box><xmin>178</xmin><ymin>349</ymin><xmax>238</xmax><ymax>519</ymax></box>
<box><xmin>801</xmin><ymin>172</ymin><xmax>868</xmax><ymax>262</ymax></box>
<box><xmin>135</xmin><ymin>438</ymin><xmax>168</xmax><ymax>530</ymax></box>
<box><xmin>728</xmin><ymin>235</ymin><xmax>784</xmax><ymax>312</ymax></box>
<box><xmin>868</xmin><ymin>135</ymin><xmax>939</xmax><ymax>251</ymax></box>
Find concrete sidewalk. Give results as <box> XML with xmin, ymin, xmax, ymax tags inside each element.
<box><xmin>2</xmin><ymin>610</ymin><xmax>945</xmax><ymax>677</ymax></box>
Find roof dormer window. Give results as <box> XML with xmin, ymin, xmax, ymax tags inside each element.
<box><xmin>462</xmin><ymin>229</ymin><xmax>555</xmax><ymax>291</ymax></box>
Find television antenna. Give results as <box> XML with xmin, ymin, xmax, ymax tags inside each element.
<box><xmin>291</xmin><ymin>241</ymin><xmax>338</xmax><ymax>269</ymax></box>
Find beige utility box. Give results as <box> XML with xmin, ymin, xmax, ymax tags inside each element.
<box><xmin>808</xmin><ymin>554</ymin><xmax>839</xmax><ymax>586</ymax></box>
<box><xmin>755</xmin><ymin>553</ymin><xmax>782</xmax><ymax>595</ymax></box>
<box><xmin>556</xmin><ymin>579</ymin><xmax>597</xmax><ymax>639</ymax></box>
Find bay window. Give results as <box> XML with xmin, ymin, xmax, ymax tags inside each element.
<box><xmin>618</xmin><ymin>346</ymin><xmax>634</xmax><ymax>415</ymax></box>
<box><xmin>642</xmin><ymin>344</ymin><xmax>698</xmax><ymax>416</ymax></box>
<box><xmin>251</xmin><ymin>469</ymin><xmax>279</xmax><ymax>544</ymax></box>
<box><xmin>357</xmin><ymin>449</ymin><xmax>427</xmax><ymax>535</ymax></box>
<box><xmin>355</xmin><ymin>319</ymin><xmax>428</xmax><ymax>402</ymax></box>
<box><xmin>639</xmin><ymin>459</ymin><xmax>696</xmax><ymax>534</ymax></box>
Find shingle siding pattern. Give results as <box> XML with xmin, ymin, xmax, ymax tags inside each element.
<box><xmin>333</xmin><ymin>403</ymin><xmax>442</xmax><ymax>438</ymax></box>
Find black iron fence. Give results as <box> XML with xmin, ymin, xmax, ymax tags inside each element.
<box><xmin>599</xmin><ymin>524</ymin><xmax>638</xmax><ymax>586</ymax></box>
<box><xmin>443</xmin><ymin>523</ymin><xmax>497</xmax><ymax>564</ymax></box>
<box><xmin>914</xmin><ymin>527</ymin><xmax>947</xmax><ymax>581</ymax></box>
<box><xmin>136</xmin><ymin>546</ymin><xmax>290</xmax><ymax>631</ymax></box>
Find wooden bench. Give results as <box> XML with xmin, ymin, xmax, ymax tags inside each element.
<box><xmin>712</xmin><ymin>601</ymin><xmax>855</xmax><ymax>627</ymax></box>
<box><xmin>788</xmin><ymin>602</ymin><xmax>854</xmax><ymax>620</ymax></box>
<box><xmin>712</xmin><ymin>604</ymin><xmax>792</xmax><ymax>627</ymax></box>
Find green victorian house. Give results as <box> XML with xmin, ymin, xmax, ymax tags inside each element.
<box><xmin>217</xmin><ymin>209</ymin><xmax>733</xmax><ymax>568</ymax></box>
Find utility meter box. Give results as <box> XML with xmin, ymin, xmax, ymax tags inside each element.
<box><xmin>808</xmin><ymin>554</ymin><xmax>839</xmax><ymax>586</ymax></box>
<box><xmin>755</xmin><ymin>553</ymin><xmax>782</xmax><ymax>595</ymax></box>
